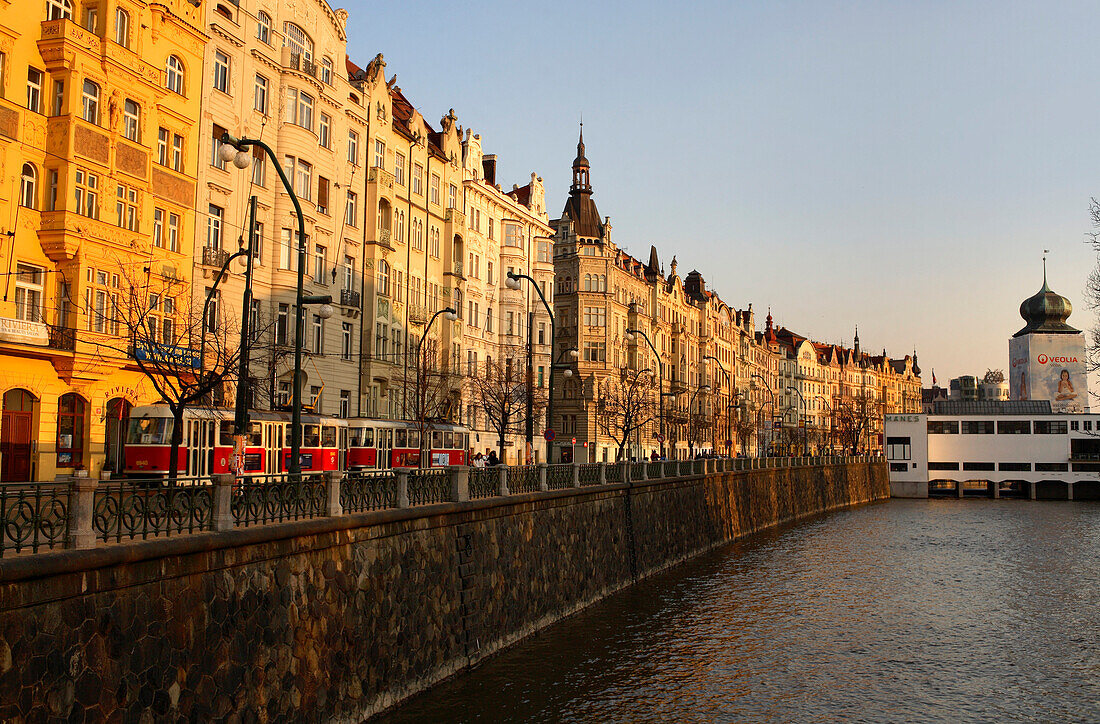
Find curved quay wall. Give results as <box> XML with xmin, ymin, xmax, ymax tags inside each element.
<box><xmin>0</xmin><ymin>462</ymin><xmax>887</xmax><ymax>721</ymax></box>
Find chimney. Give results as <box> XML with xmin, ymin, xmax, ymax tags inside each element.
<box><xmin>482</xmin><ymin>154</ymin><xmax>497</xmax><ymax>186</ymax></box>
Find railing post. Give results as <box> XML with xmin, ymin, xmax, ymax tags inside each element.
<box><xmin>325</xmin><ymin>470</ymin><xmax>343</xmax><ymax>516</ymax></box>
<box><xmin>498</xmin><ymin>465</ymin><xmax>509</xmax><ymax>496</ymax></box>
<box><xmin>537</xmin><ymin>463</ymin><xmax>548</xmax><ymax>492</ymax></box>
<box><xmin>599</xmin><ymin>462</ymin><xmax>607</xmax><ymax>484</ymax></box>
<box><xmin>396</xmin><ymin>469</ymin><xmax>410</xmax><ymax>508</ymax></box>
<box><xmin>67</xmin><ymin>476</ymin><xmax>97</xmax><ymax>549</ymax></box>
<box><xmin>212</xmin><ymin>473</ymin><xmax>235</xmax><ymax>532</ymax></box>
<box><xmin>639</xmin><ymin>461</ymin><xmax>648</xmax><ymax>481</ymax></box>
<box><xmin>449</xmin><ymin>465</ymin><xmax>469</xmax><ymax>502</ymax></box>
<box><xmin>572</xmin><ymin>460</ymin><xmax>581</xmax><ymax>488</ymax></box>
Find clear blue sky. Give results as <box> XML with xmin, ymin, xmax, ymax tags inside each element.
<box><xmin>346</xmin><ymin>0</ymin><xmax>1100</xmax><ymax>384</ymax></box>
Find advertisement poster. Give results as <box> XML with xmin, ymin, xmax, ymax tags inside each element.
<box><xmin>1009</xmin><ymin>334</ymin><xmax>1087</xmax><ymax>412</ymax></box>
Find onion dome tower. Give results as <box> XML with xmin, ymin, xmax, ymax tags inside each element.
<box><xmin>1013</xmin><ymin>267</ymin><xmax>1079</xmax><ymax>337</ymax></box>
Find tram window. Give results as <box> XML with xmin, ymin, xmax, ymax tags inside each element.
<box><xmin>395</xmin><ymin>428</ymin><xmax>407</xmax><ymax>447</ymax></box>
<box><xmin>456</xmin><ymin>432</ymin><xmax>465</xmax><ymax>449</ymax></box>
<box><xmin>127</xmin><ymin>417</ymin><xmax>172</xmax><ymax>445</ymax></box>
<box><xmin>363</xmin><ymin>428</ymin><xmax>374</xmax><ymax>446</ymax></box>
<box><xmin>303</xmin><ymin>424</ymin><xmax>320</xmax><ymax>447</ymax></box>
<box><xmin>349</xmin><ymin>427</ymin><xmax>362</xmax><ymax>446</ymax></box>
<box><xmin>219</xmin><ymin>421</ymin><xmax>234</xmax><ymax>446</ymax></box>
<box><xmin>409</xmin><ymin>429</ymin><xmax>420</xmax><ymax>448</ymax></box>
<box><xmin>249</xmin><ymin>422</ymin><xmax>263</xmax><ymax>446</ymax></box>
<box><xmin>321</xmin><ymin>425</ymin><xmax>337</xmax><ymax>447</ymax></box>
<box><xmin>443</xmin><ymin>431</ymin><xmax>453</xmax><ymax>449</ymax></box>
<box><xmin>430</xmin><ymin>431</ymin><xmax>442</xmax><ymax>449</ymax></box>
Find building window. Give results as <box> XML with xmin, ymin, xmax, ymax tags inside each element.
<box><xmin>345</xmin><ymin>191</ymin><xmax>358</xmax><ymax>227</ymax></box>
<box><xmin>429</xmin><ymin>173</ymin><xmax>440</xmax><ymax>205</ymax></box>
<box><xmin>448</xmin><ymin>183</ymin><xmax>457</xmax><ymax>209</ymax></box>
<box><xmin>251</xmin><ymin>147</ymin><xmax>266</xmax><ymax>186</ymax></box>
<box><xmin>172</xmin><ymin>134</ymin><xmax>184</xmax><ymax>172</ymax></box>
<box><xmin>18</xmin><ymin>164</ymin><xmax>36</xmax><ymax>209</ymax></box>
<box><xmin>583</xmin><ymin>306</ymin><xmax>606</xmax><ymax>327</ymax></box>
<box><xmin>319</xmin><ymin>113</ymin><xmax>331</xmax><ymax>148</ymax></box>
<box><xmin>51</xmin><ymin>79</ymin><xmax>64</xmax><ymax>116</ymax></box>
<box><xmin>114</xmin><ymin>8</ymin><xmax>129</xmax><ymax>46</ymax></box>
<box><xmin>412</xmin><ymin>163</ymin><xmax>423</xmax><ymax>195</ymax></box>
<box><xmin>285</xmin><ymin>88</ymin><xmax>313</xmax><ymax>130</ymax></box>
<box><xmin>486</xmin><ymin>307</ymin><xmax>493</xmax><ymax>333</ymax></box>
<box><xmin>343</xmin><ymin>256</ymin><xmax>354</xmax><ymax>291</ymax></box>
<box><xmin>14</xmin><ymin>264</ymin><xmax>44</xmax><ymax>322</ymax></box>
<box><xmin>85</xmin><ymin>269</ymin><xmax>119</xmax><ymax>334</ymax></box>
<box><xmin>342</xmin><ymin>323</ymin><xmax>353</xmax><ymax>360</ymax></box>
<box><xmin>312</xmin><ymin>315</ymin><xmax>323</xmax><ymax>354</ymax></box>
<box><xmin>320</xmin><ymin>56</ymin><xmax>333</xmax><ymax>84</ymax></box>
<box><xmin>504</xmin><ymin>222</ymin><xmax>522</xmax><ymax>248</ymax></box>
<box><xmin>339</xmin><ymin>390</ymin><xmax>350</xmax><ymax>418</ymax></box>
<box><xmin>314</xmin><ymin>244</ymin><xmax>327</xmax><ymax>282</ymax></box>
<box><xmin>317</xmin><ymin>176</ymin><xmax>329</xmax><ymax>214</ymax></box>
<box><xmin>1034</xmin><ymin>420</ymin><xmax>1068</xmax><ymax>435</ymax></box>
<box><xmin>81</xmin><ymin>79</ymin><xmax>99</xmax><ymax>124</ymax></box>
<box><xmin>488</xmin><ymin>219</ymin><xmax>494</xmax><ymax>240</ymax></box>
<box><xmin>885</xmin><ymin>436</ymin><xmax>911</xmax><ymax>460</ymax></box>
<box><xmin>56</xmin><ymin>394</ymin><xmax>86</xmax><ymax>468</ymax></box>
<box><xmin>377</xmin><ymin>259</ymin><xmax>389</xmax><ymax>296</ymax></box>
<box><xmin>153</xmin><ymin>208</ymin><xmax>164</xmax><ymax>248</ymax></box>
<box><xmin>283</xmin><ymin>22</ymin><xmax>314</xmax><ymax>63</ymax></box>
<box><xmin>342</xmin><ymin>130</ymin><xmax>357</xmax><ymax>165</ymax></box>
<box><xmin>250</xmin><ymin>220</ymin><xmax>264</xmax><ymax>262</ymax></box>
<box><xmin>211</xmin><ymin>124</ymin><xmax>228</xmax><ymax>169</ymax></box>
<box><xmin>115</xmin><ymin>184</ymin><xmax>138</xmax><ymax>230</ymax></box>
<box><xmin>47</xmin><ymin>0</ymin><xmax>72</xmax><ymax>21</ymax></box>
<box><xmin>204</xmin><ymin>287</ymin><xmax>219</xmax><ymax>333</ymax></box>
<box><xmin>276</xmin><ymin>304</ymin><xmax>289</xmax><ymax>345</ymax></box>
<box><xmin>429</xmin><ymin>227</ymin><xmax>439</xmax><ymax>257</ymax></box>
<box><xmin>373</xmin><ymin>139</ymin><xmax>384</xmax><ymax>168</ymax></box>
<box><xmin>583</xmin><ymin>340</ymin><xmax>606</xmax><ymax>362</ymax></box>
<box><xmin>960</xmin><ymin>420</ymin><xmax>994</xmax><ymax>434</ymax></box>
<box><xmin>83</xmin><ymin>6</ymin><xmax>97</xmax><ymax>32</ymax></box>
<box><xmin>213</xmin><ymin>50</ymin><xmax>230</xmax><ymax>93</ymax></box>
<box><xmin>256</xmin><ymin>11</ymin><xmax>271</xmax><ymax>43</ymax></box>
<box><xmin>165</xmin><ymin>56</ymin><xmax>184</xmax><ymax>95</ymax></box>
<box><xmin>73</xmin><ymin>169</ymin><xmax>99</xmax><ymax>218</ymax></box>
<box><xmin>927</xmin><ymin>420</ymin><xmax>958</xmax><ymax>434</ymax></box>
<box><xmin>997</xmin><ymin>420</ymin><xmax>1030</xmax><ymax>435</ymax></box>
<box><xmin>207</xmin><ymin>205</ymin><xmax>223</xmax><ymax>248</ymax></box>
<box><xmin>394</xmin><ymin>152</ymin><xmax>405</xmax><ymax>185</ymax></box>
<box><xmin>253</xmin><ymin>74</ymin><xmax>268</xmax><ymax>114</ymax></box>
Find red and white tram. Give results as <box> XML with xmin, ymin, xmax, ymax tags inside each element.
<box><xmin>123</xmin><ymin>405</ymin><xmax>469</xmax><ymax>478</ymax></box>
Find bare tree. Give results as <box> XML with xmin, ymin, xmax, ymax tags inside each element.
<box><xmin>734</xmin><ymin>407</ymin><xmax>756</xmax><ymax>456</ymax></box>
<box><xmin>595</xmin><ymin>368</ymin><xmax>657</xmax><ymax>462</ymax></box>
<box><xmin>467</xmin><ymin>346</ymin><xmax>545</xmax><ymax>464</ymax></box>
<box><xmin>104</xmin><ymin>266</ymin><xmax>246</xmax><ymax>481</ymax></box>
<box><xmin>402</xmin><ymin>336</ymin><xmax>459</xmax><ymax>467</ymax></box>
<box><xmin>834</xmin><ymin>393</ymin><xmax>880</xmax><ymax>454</ymax></box>
<box><xmin>1085</xmin><ymin>198</ymin><xmax>1100</xmax><ymax>383</ymax></box>
<box><xmin>982</xmin><ymin>369</ymin><xmax>1005</xmax><ymax>384</ymax></box>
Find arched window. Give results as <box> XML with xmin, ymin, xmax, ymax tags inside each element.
<box><xmin>583</xmin><ymin>274</ymin><xmax>591</xmax><ymax>291</ymax></box>
<box><xmin>19</xmin><ymin>164</ymin><xmax>36</xmax><ymax>209</ymax></box>
<box><xmin>81</xmin><ymin>80</ymin><xmax>99</xmax><ymax>124</ymax></box>
<box><xmin>283</xmin><ymin>23</ymin><xmax>313</xmax><ymax>63</ymax></box>
<box><xmin>57</xmin><ymin>393</ymin><xmax>86</xmax><ymax>468</ymax></box>
<box><xmin>378</xmin><ymin>259</ymin><xmax>389</xmax><ymax>297</ymax></box>
<box><xmin>320</xmin><ymin>57</ymin><xmax>333</xmax><ymax>84</ymax></box>
<box><xmin>114</xmin><ymin>8</ymin><xmax>129</xmax><ymax>46</ymax></box>
<box><xmin>256</xmin><ymin>11</ymin><xmax>271</xmax><ymax>43</ymax></box>
<box><xmin>600</xmin><ymin>275</ymin><xmax>607</xmax><ymax>292</ymax></box>
<box><xmin>46</xmin><ymin>0</ymin><xmax>71</xmax><ymax>20</ymax></box>
<box><xmin>165</xmin><ymin>55</ymin><xmax>184</xmax><ymax>94</ymax></box>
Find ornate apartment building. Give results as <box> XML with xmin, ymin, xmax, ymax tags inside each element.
<box><xmin>0</xmin><ymin>0</ymin><xmax>205</xmax><ymax>481</ymax></box>
<box><xmin>197</xmin><ymin>0</ymin><xmax>366</xmax><ymax>420</ymax></box>
<box><xmin>551</xmin><ymin>132</ymin><xmax>921</xmax><ymax>461</ymax></box>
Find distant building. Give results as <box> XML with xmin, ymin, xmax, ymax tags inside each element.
<box><xmin>946</xmin><ymin>376</ymin><xmax>1007</xmax><ymax>402</ymax></box>
<box><xmin>1008</xmin><ymin>270</ymin><xmax>1088</xmax><ymax>413</ymax></box>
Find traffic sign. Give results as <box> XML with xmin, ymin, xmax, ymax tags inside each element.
<box><xmin>543</xmin><ymin>428</ymin><xmax>556</xmax><ymax>442</ymax></box>
<box><xmin>571</xmin><ymin>437</ymin><xmax>577</xmax><ymax>445</ymax></box>
<box><xmin>656</xmin><ymin>434</ymin><xmax>665</xmax><ymax>443</ymax></box>
<box><xmin>725</xmin><ymin>439</ymin><xmax>733</xmax><ymax>448</ymax></box>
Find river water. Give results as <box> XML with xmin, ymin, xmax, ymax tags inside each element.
<box><xmin>377</xmin><ymin>500</ymin><xmax>1100</xmax><ymax>723</ymax></box>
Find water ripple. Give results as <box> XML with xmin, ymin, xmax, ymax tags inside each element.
<box><xmin>376</xmin><ymin>500</ymin><xmax>1100</xmax><ymax>723</ymax></box>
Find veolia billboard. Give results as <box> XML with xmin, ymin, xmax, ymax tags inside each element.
<box><xmin>1009</xmin><ymin>333</ymin><xmax>1087</xmax><ymax>413</ymax></box>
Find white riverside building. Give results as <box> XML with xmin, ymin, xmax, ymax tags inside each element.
<box><xmin>885</xmin><ymin>400</ymin><xmax>1100</xmax><ymax>500</ymax></box>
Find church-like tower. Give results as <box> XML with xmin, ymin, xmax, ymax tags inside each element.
<box><xmin>560</xmin><ymin>125</ymin><xmax>605</xmax><ymax>241</ymax></box>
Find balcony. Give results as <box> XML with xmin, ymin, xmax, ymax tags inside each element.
<box><xmin>444</xmin><ymin>261</ymin><xmax>465</xmax><ymax>280</ymax></box>
<box><xmin>47</xmin><ymin>325</ymin><xmax>76</xmax><ymax>351</ymax></box>
<box><xmin>373</xmin><ymin>229</ymin><xmax>393</xmax><ymax>249</ymax></box>
<box><xmin>340</xmin><ymin>289</ymin><xmax>361</xmax><ymax>309</ymax></box>
<box><xmin>203</xmin><ymin>247</ymin><xmax>231</xmax><ymax>268</ymax></box>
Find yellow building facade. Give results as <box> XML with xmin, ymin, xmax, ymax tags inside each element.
<box><xmin>0</xmin><ymin>0</ymin><xmax>205</xmax><ymax>480</ymax></box>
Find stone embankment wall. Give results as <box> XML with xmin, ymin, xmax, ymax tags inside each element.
<box><xmin>0</xmin><ymin>463</ymin><xmax>887</xmax><ymax>722</ymax></box>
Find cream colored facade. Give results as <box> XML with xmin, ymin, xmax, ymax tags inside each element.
<box><xmin>196</xmin><ymin>0</ymin><xmax>365</xmax><ymax>419</ymax></box>
<box><xmin>0</xmin><ymin>0</ymin><xmax>205</xmax><ymax>480</ymax></box>
<box><xmin>458</xmin><ymin>132</ymin><xmax>552</xmax><ymax>463</ymax></box>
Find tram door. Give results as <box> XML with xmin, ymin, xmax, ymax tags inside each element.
<box><xmin>338</xmin><ymin>427</ymin><xmax>347</xmax><ymax>472</ymax></box>
<box><xmin>264</xmin><ymin>423</ymin><xmax>283</xmax><ymax>474</ymax></box>
<box><xmin>378</xmin><ymin>428</ymin><xmax>393</xmax><ymax>469</ymax></box>
<box><xmin>186</xmin><ymin>419</ymin><xmax>216</xmax><ymax>477</ymax></box>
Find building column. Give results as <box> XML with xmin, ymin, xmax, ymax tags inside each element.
<box><xmin>1067</xmin><ymin>482</ymin><xmax>1074</xmax><ymax>501</ymax></box>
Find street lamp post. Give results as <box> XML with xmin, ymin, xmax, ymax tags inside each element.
<box><xmin>750</xmin><ymin>374</ymin><xmax>775</xmax><ymax>457</ymax></box>
<box><xmin>687</xmin><ymin>384</ymin><xmax>711</xmax><ymax>455</ymax></box>
<box><xmin>703</xmin><ymin>354</ymin><xmax>732</xmax><ymax>456</ymax></box>
<box><xmin>412</xmin><ymin>306</ymin><xmax>457</xmax><ymax>468</ymax></box>
<box><xmin>815</xmin><ymin>395</ymin><xmax>834</xmax><ymax>452</ymax></box>
<box><xmin>787</xmin><ymin>386</ymin><xmax>807</xmax><ymax>454</ymax></box>
<box><xmin>219</xmin><ymin>133</ymin><xmax>332</xmax><ymax>475</ymax></box>
<box><xmin>626</xmin><ymin>328</ymin><xmax>664</xmax><ymax>458</ymax></box>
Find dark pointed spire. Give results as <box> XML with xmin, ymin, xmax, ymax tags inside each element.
<box><xmin>562</xmin><ymin>121</ymin><xmax>603</xmax><ymax>239</ymax></box>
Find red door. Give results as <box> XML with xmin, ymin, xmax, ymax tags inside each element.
<box><xmin>1</xmin><ymin>408</ymin><xmax>33</xmax><ymax>481</ymax></box>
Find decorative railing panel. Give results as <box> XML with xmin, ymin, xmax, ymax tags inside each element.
<box><xmin>546</xmin><ymin>465</ymin><xmax>573</xmax><ymax>490</ymax></box>
<box><xmin>468</xmin><ymin>468</ymin><xmax>499</xmax><ymax>499</ymax></box>
<box><xmin>93</xmin><ymin>479</ymin><xmax>213</xmax><ymax>542</ymax></box>
<box><xmin>340</xmin><ymin>472</ymin><xmax>396</xmax><ymax>512</ymax></box>
<box><xmin>508</xmin><ymin>466</ymin><xmax>539</xmax><ymax>494</ymax></box>
<box><xmin>233</xmin><ymin>474</ymin><xmax>327</xmax><ymax>527</ymax></box>
<box><xmin>647</xmin><ymin>461</ymin><xmax>664</xmax><ymax>479</ymax></box>
<box><xmin>408</xmin><ymin>469</ymin><xmax>449</xmax><ymax>506</ymax></box>
<box><xmin>579</xmin><ymin>464</ymin><xmax>601</xmax><ymax>486</ymax></box>
<box><xmin>605</xmin><ymin>462</ymin><xmax>625</xmax><ymax>483</ymax></box>
<box><xmin>0</xmin><ymin>483</ymin><xmax>69</xmax><ymax>556</ymax></box>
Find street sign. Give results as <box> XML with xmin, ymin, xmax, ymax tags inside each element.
<box><xmin>571</xmin><ymin>437</ymin><xmax>577</xmax><ymax>445</ymax></box>
<box><xmin>725</xmin><ymin>439</ymin><xmax>733</xmax><ymax>448</ymax></box>
<box><xmin>543</xmin><ymin>429</ymin><xmax>555</xmax><ymax>442</ymax></box>
<box><xmin>656</xmin><ymin>434</ymin><xmax>665</xmax><ymax>443</ymax></box>
<box><xmin>583</xmin><ymin>441</ymin><xmax>588</xmax><ymax>447</ymax></box>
